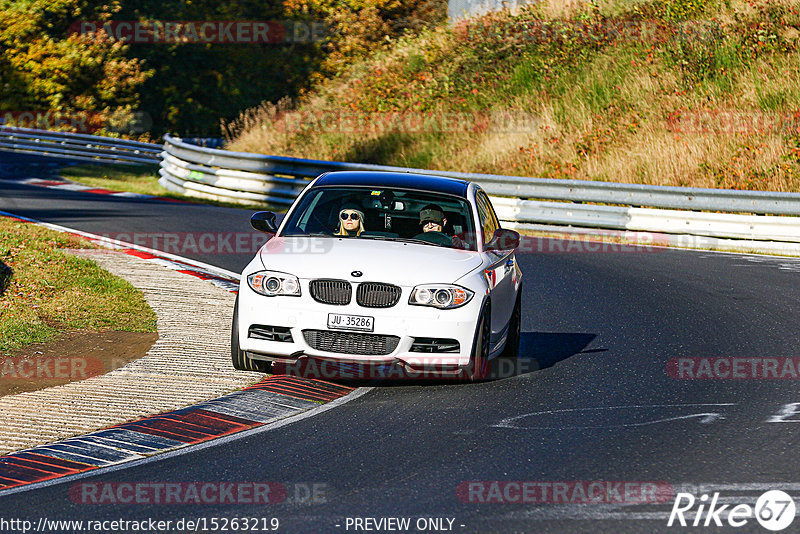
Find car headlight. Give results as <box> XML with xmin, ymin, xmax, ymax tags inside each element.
<box><xmin>247</xmin><ymin>270</ymin><xmax>301</xmax><ymax>297</ymax></box>
<box><xmin>409</xmin><ymin>284</ymin><xmax>473</xmax><ymax>309</ymax></box>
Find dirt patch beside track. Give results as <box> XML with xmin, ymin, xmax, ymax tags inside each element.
<box><xmin>0</xmin><ymin>330</ymin><xmax>158</xmax><ymax>396</ymax></box>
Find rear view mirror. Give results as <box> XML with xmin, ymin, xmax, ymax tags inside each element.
<box><xmin>251</xmin><ymin>211</ymin><xmax>278</xmax><ymax>234</ymax></box>
<box><xmin>485</xmin><ymin>228</ymin><xmax>520</xmax><ymax>251</ymax></box>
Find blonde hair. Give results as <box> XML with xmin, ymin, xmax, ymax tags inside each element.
<box><xmin>335</xmin><ymin>209</ymin><xmax>365</xmax><ymax>236</ymax></box>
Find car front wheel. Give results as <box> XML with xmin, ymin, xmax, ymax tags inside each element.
<box><xmin>231</xmin><ymin>295</ymin><xmax>271</xmax><ymax>373</ymax></box>
<box><xmin>462</xmin><ymin>301</ymin><xmax>490</xmax><ymax>382</ymax></box>
<box><xmin>499</xmin><ymin>289</ymin><xmax>521</xmax><ymax>360</ymax></box>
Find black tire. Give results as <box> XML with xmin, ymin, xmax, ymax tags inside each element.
<box><xmin>231</xmin><ymin>295</ymin><xmax>271</xmax><ymax>373</ymax></box>
<box><xmin>499</xmin><ymin>290</ymin><xmax>521</xmax><ymax>360</ymax></box>
<box><xmin>462</xmin><ymin>301</ymin><xmax>491</xmax><ymax>382</ymax></box>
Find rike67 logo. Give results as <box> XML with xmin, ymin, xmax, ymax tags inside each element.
<box><xmin>668</xmin><ymin>490</ymin><xmax>795</xmax><ymax>531</ymax></box>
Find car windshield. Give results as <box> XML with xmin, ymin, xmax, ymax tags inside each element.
<box><xmin>280</xmin><ymin>186</ymin><xmax>477</xmax><ymax>250</ymax></box>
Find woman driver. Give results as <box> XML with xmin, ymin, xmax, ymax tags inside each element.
<box><xmin>335</xmin><ymin>204</ymin><xmax>365</xmax><ymax>237</ymax></box>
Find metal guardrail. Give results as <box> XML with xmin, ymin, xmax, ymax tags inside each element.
<box><xmin>0</xmin><ymin>126</ymin><xmax>161</xmax><ymax>166</ymax></box>
<box><xmin>159</xmin><ymin>133</ymin><xmax>800</xmax><ymax>245</ymax></box>
<box><xmin>490</xmin><ymin>197</ymin><xmax>800</xmax><ymax>243</ymax></box>
<box><xmin>181</xmin><ymin>137</ymin><xmax>226</xmax><ymax>149</ymax></box>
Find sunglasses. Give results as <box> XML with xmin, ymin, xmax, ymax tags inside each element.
<box><xmin>340</xmin><ymin>212</ymin><xmax>360</xmax><ymax>221</ymax></box>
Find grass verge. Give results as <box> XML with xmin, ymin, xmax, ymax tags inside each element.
<box><xmin>0</xmin><ymin>218</ymin><xmax>158</xmax><ymax>354</ymax></box>
<box><xmin>59</xmin><ymin>163</ymin><xmax>279</xmax><ymax>211</ymax></box>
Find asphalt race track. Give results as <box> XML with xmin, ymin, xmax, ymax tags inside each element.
<box><xmin>2</xmin><ymin>153</ymin><xmax>800</xmax><ymax>533</ymax></box>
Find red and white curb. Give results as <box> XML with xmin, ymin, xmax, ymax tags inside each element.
<box><xmin>0</xmin><ymin>211</ymin><xmax>365</xmax><ymax>493</ymax></box>
<box><xmin>0</xmin><ymin>376</ymin><xmax>354</xmax><ymax>492</ymax></box>
<box><xmin>0</xmin><ymin>211</ymin><xmax>240</xmax><ymax>292</ymax></box>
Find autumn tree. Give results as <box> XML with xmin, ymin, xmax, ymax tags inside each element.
<box><xmin>284</xmin><ymin>0</ymin><xmax>447</xmax><ymax>78</ymax></box>
<box><xmin>0</xmin><ymin>0</ymin><xmax>150</xmax><ymax>136</ymax></box>
<box><xmin>113</xmin><ymin>0</ymin><xmax>323</xmax><ymax>136</ymax></box>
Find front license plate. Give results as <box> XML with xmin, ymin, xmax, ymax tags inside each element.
<box><xmin>327</xmin><ymin>313</ymin><xmax>374</xmax><ymax>332</ymax></box>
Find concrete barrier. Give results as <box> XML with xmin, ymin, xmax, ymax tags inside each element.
<box><xmin>448</xmin><ymin>0</ymin><xmax>535</xmax><ymax>21</ymax></box>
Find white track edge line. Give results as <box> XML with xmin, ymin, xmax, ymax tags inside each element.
<box><xmin>0</xmin><ymin>386</ymin><xmax>374</xmax><ymax>497</ymax></box>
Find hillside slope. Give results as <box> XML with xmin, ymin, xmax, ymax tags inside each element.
<box><xmin>226</xmin><ymin>0</ymin><xmax>800</xmax><ymax>192</ymax></box>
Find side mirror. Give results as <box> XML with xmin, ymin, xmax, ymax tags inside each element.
<box><xmin>485</xmin><ymin>228</ymin><xmax>520</xmax><ymax>251</ymax></box>
<box><xmin>251</xmin><ymin>211</ymin><xmax>278</xmax><ymax>234</ymax></box>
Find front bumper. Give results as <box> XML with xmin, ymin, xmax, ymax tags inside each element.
<box><xmin>237</xmin><ymin>281</ymin><xmax>482</xmax><ymax>372</ymax></box>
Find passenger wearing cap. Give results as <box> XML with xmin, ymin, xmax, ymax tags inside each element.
<box><xmin>335</xmin><ymin>204</ymin><xmax>365</xmax><ymax>237</ymax></box>
<box><xmin>413</xmin><ymin>204</ymin><xmax>453</xmax><ymax>246</ymax></box>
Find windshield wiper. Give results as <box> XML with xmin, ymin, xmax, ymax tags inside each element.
<box><xmin>392</xmin><ymin>237</ymin><xmax>448</xmax><ymax>247</ymax></box>
<box><xmin>358</xmin><ymin>234</ymin><xmax>394</xmax><ymax>241</ymax></box>
<box><xmin>358</xmin><ymin>234</ymin><xmax>438</xmax><ymax>245</ymax></box>
<box><xmin>327</xmin><ymin>234</ymin><xmax>449</xmax><ymax>247</ymax></box>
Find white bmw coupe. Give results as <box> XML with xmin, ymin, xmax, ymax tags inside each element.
<box><xmin>232</xmin><ymin>171</ymin><xmax>522</xmax><ymax>380</ymax></box>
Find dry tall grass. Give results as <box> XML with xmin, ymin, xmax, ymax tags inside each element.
<box><xmin>225</xmin><ymin>0</ymin><xmax>800</xmax><ymax>192</ymax></box>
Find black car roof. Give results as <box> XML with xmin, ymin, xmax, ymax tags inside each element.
<box><xmin>313</xmin><ymin>171</ymin><xmax>470</xmax><ymax>198</ymax></box>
